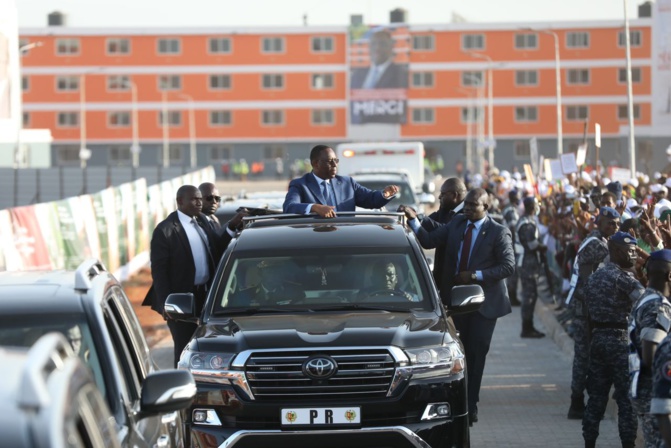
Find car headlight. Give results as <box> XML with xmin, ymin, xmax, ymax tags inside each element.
<box><xmin>404</xmin><ymin>342</ymin><xmax>464</xmax><ymax>379</ymax></box>
<box><xmin>178</xmin><ymin>350</ymin><xmax>236</xmax><ymax>383</ymax></box>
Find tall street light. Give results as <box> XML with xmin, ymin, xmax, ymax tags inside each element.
<box><xmin>121</xmin><ymin>79</ymin><xmax>140</xmax><ymax>170</ymax></box>
<box><xmin>178</xmin><ymin>93</ymin><xmax>197</xmax><ymax>168</ymax></box>
<box><xmin>523</xmin><ymin>28</ymin><xmax>563</xmax><ymax>156</ymax></box>
<box><xmin>161</xmin><ymin>90</ymin><xmax>170</xmax><ymax>168</ymax></box>
<box><xmin>79</xmin><ymin>74</ymin><xmax>92</xmax><ymax>194</ymax></box>
<box><xmin>457</xmin><ymin>87</ymin><xmax>476</xmax><ymax>174</ymax></box>
<box><xmin>16</xmin><ymin>41</ymin><xmax>43</xmax><ymax>169</ymax></box>
<box><xmin>623</xmin><ymin>0</ymin><xmax>637</xmax><ymax>178</ymax></box>
<box><xmin>467</xmin><ymin>52</ymin><xmax>495</xmax><ymax>169</ymax></box>
<box><xmin>462</xmin><ymin>72</ymin><xmax>485</xmax><ymax>175</ymax></box>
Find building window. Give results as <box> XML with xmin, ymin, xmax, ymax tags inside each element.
<box><xmin>210</xmin><ymin>145</ymin><xmax>233</xmax><ymax>161</ymax></box>
<box><xmin>158</xmin><ymin>38</ymin><xmax>180</xmax><ymax>54</ymax></box>
<box><xmin>107</xmin><ymin>75</ymin><xmax>130</xmax><ymax>91</ymax></box>
<box><xmin>515</xmin><ymin>106</ymin><xmax>538</xmax><ymax>122</ymax></box>
<box><xmin>514</xmin><ymin>33</ymin><xmax>538</xmax><ymax>50</ymax></box>
<box><xmin>311</xmin><ymin>36</ymin><xmax>334</xmax><ymax>52</ymax></box>
<box><xmin>57</xmin><ymin>147</ymin><xmax>81</xmax><ymax>166</ymax></box>
<box><xmin>411</xmin><ymin>108</ymin><xmax>435</xmax><ymax>124</ymax></box>
<box><xmin>56</xmin><ymin>76</ymin><xmax>80</xmax><ymax>92</ymax></box>
<box><xmin>460</xmin><ymin>107</ymin><xmax>481</xmax><ymax>123</ymax></box>
<box><xmin>311</xmin><ymin>109</ymin><xmax>335</xmax><ymax>126</ymax></box>
<box><xmin>109</xmin><ymin>146</ymin><xmax>131</xmax><ymax>165</ymax></box>
<box><xmin>462</xmin><ymin>34</ymin><xmax>485</xmax><ymax>50</ymax></box>
<box><xmin>209</xmin><ymin>74</ymin><xmax>231</xmax><ymax>90</ymax></box>
<box><xmin>566</xmin><ymin>32</ymin><xmax>590</xmax><ymax>48</ymax></box>
<box><xmin>312</xmin><ymin>73</ymin><xmax>334</xmax><ymax>89</ymax></box>
<box><xmin>617</xmin><ymin>104</ymin><xmax>641</xmax><ymax>120</ymax></box>
<box><xmin>262</xmin><ymin>74</ymin><xmax>284</xmax><ymax>90</ymax></box>
<box><xmin>22</xmin><ymin>112</ymin><xmax>30</xmax><ymax>127</ymax></box>
<box><xmin>22</xmin><ymin>76</ymin><xmax>29</xmax><ymax>91</ymax></box>
<box><xmin>461</xmin><ymin>71</ymin><xmax>483</xmax><ymax>87</ymax></box>
<box><xmin>210</xmin><ymin>110</ymin><xmax>232</xmax><ymax>126</ymax></box>
<box><xmin>107</xmin><ymin>38</ymin><xmax>130</xmax><ymax>54</ymax></box>
<box><xmin>262</xmin><ymin>37</ymin><xmax>284</xmax><ymax>53</ymax></box>
<box><xmin>57</xmin><ymin>112</ymin><xmax>79</xmax><ymax>127</ymax></box>
<box><xmin>158</xmin><ymin>111</ymin><xmax>182</xmax><ymax>126</ymax></box>
<box><xmin>566</xmin><ymin>105</ymin><xmax>589</xmax><ymax>121</ymax></box>
<box><xmin>412</xmin><ymin>35</ymin><xmax>435</xmax><ymax>51</ymax></box>
<box><xmin>514</xmin><ymin>141</ymin><xmax>531</xmax><ymax>158</ymax></box>
<box><xmin>411</xmin><ymin>72</ymin><xmax>434</xmax><ymax>88</ymax></box>
<box><xmin>209</xmin><ymin>37</ymin><xmax>231</xmax><ymax>53</ymax></box>
<box><xmin>56</xmin><ymin>38</ymin><xmax>80</xmax><ymax>55</ymax></box>
<box><xmin>168</xmin><ymin>145</ymin><xmax>183</xmax><ymax>164</ymax></box>
<box><xmin>158</xmin><ymin>75</ymin><xmax>181</xmax><ymax>90</ymax></box>
<box><xmin>108</xmin><ymin>111</ymin><xmax>131</xmax><ymax>127</ymax></box>
<box><xmin>618</xmin><ymin>67</ymin><xmax>641</xmax><ymax>83</ymax></box>
<box><xmin>261</xmin><ymin>110</ymin><xmax>284</xmax><ymax>125</ymax></box>
<box><xmin>567</xmin><ymin>69</ymin><xmax>590</xmax><ymax>85</ymax></box>
<box><xmin>515</xmin><ymin>70</ymin><xmax>538</xmax><ymax>86</ymax></box>
<box><xmin>618</xmin><ymin>30</ymin><xmax>642</xmax><ymax>47</ymax></box>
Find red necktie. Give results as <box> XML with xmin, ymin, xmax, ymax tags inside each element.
<box><xmin>458</xmin><ymin>223</ymin><xmax>475</xmax><ymax>273</ymax></box>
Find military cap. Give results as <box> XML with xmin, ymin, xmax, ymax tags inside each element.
<box><xmin>609</xmin><ymin>231</ymin><xmax>637</xmax><ymax>246</ymax></box>
<box><xmin>606</xmin><ymin>181</ymin><xmax>623</xmax><ymax>201</ymax></box>
<box><xmin>649</xmin><ymin>249</ymin><xmax>671</xmax><ymax>263</ymax></box>
<box><xmin>596</xmin><ymin>206</ymin><xmax>621</xmax><ymax>222</ymax></box>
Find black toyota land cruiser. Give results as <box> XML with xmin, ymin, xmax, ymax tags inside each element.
<box><xmin>165</xmin><ymin>212</ymin><xmax>483</xmax><ymax>448</ymax></box>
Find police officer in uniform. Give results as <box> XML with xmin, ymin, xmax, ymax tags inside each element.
<box><xmin>567</xmin><ymin>206</ymin><xmax>622</xmax><ymax>419</ymax></box>
<box><xmin>502</xmin><ymin>190</ymin><xmax>521</xmax><ymax>306</ymax></box>
<box><xmin>516</xmin><ymin>196</ymin><xmax>546</xmax><ymax>338</ymax></box>
<box><xmin>651</xmin><ymin>321</ymin><xmax>671</xmax><ymax>447</ymax></box>
<box><xmin>630</xmin><ymin>249</ymin><xmax>671</xmax><ymax>447</ymax></box>
<box><xmin>582</xmin><ymin>231</ymin><xmax>645</xmax><ymax>448</ymax></box>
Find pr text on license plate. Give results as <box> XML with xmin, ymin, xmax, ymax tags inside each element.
<box><xmin>281</xmin><ymin>407</ymin><xmax>361</xmax><ymax>425</ymax></box>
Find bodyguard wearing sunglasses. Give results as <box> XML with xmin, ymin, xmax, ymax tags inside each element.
<box><xmin>283</xmin><ymin>144</ymin><xmax>399</xmax><ymax>218</ymax></box>
<box><xmin>199</xmin><ymin>182</ymin><xmax>248</xmax><ymax>235</ymax></box>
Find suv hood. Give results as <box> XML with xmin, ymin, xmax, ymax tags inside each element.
<box><xmin>194</xmin><ymin>312</ymin><xmax>450</xmax><ymax>352</ymax></box>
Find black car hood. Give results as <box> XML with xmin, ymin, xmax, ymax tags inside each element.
<box><xmin>193</xmin><ymin>311</ymin><xmax>451</xmax><ymax>353</ymax></box>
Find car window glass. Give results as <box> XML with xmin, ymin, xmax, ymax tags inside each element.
<box><xmin>103</xmin><ymin>304</ymin><xmax>141</xmax><ymax>401</ymax></box>
<box><xmin>215</xmin><ymin>250</ymin><xmax>430</xmax><ymax>312</ymax></box>
<box><xmin>0</xmin><ymin>316</ymin><xmax>106</xmax><ymax>398</ymax></box>
<box><xmin>109</xmin><ymin>287</ymin><xmax>149</xmax><ymax>381</ymax></box>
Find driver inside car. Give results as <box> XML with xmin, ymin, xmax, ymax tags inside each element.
<box><xmin>231</xmin><ymin>259</ymin><xmax>305</xmax><ymax>306</ymax></box>
<box><xmin>359</xmin><ymin>261</ymin><xmax>416</xmax><ymax>302</ymax></box>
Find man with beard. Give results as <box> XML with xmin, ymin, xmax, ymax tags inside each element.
<box><xmin>582</xmin><ymin>232</ymin><xmax>644</xmax><ymax>448</ymax></box>
<box><xmin>283</xmin><ymin>145</ymin><xmax>399</xmax><ymax>218</ymax></box>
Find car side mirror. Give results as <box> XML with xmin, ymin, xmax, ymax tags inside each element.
<box><xmin>449</xmin><ymin>285</ymin><xmax>484</xmax><ymax>315</ymax></box>
<box><xmin>139</xmin><ymin>370</ymin><xmax>196</xmax><ymax>417</ymax></box>
<box><xmin>164</xmin><ymin>293</ymin><xmax>198</xmax><ymax>323</ymax></box>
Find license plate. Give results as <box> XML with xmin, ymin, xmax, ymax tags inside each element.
<box><xmin>281</xmin><ymin>407</ymin><xmax>361</xmax><ymax>425</ymax></box>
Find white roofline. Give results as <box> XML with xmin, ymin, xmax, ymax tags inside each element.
<box><xmin>19</xmin><ymin>17</ymin><xmax>653</xmax><ymax>36</ymax></box>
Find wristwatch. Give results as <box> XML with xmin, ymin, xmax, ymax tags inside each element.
<box><xmin>470</xmin><ymin>272</ymin><xmax>477</xmax><ymax>282</ymax></box>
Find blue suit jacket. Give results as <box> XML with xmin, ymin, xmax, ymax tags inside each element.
<box><xmin>283</xmin><ymin>172</ymin><xmax>392</xmax><ymax>214</ymax></box>
<box><xmin>415</xmin><ymin>214</ymin><xmax>515</xmax><ymax>319</ymax></box>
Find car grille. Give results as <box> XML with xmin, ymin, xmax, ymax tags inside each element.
<box><xmin>245</xmin><ymin>349</ymin><xmax>396</xmax><ymax>401</ymax></box>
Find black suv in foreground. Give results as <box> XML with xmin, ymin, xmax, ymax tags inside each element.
<box><xmin>0</xmin><ymin>259</ymin><xmax>196</xmax><ymax>447</ymax></box>
<box><xmin>166</xmin><ymin>213</ymin><xmax>484</xmax><ymax>448</ymax></box>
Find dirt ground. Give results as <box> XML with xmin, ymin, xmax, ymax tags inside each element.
<box><xmin>122</xmin><ymin>267</ymin><xmax>170</xmax><ymax>348</ymax></box>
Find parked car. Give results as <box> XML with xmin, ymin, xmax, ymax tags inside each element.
<box><xmin>0</xmin><ymin>332</ymin><xmax>121</xmax><ymax>448</ymax></box>
<box><xmin>0</xmin><ymin>259</ymin><xmax>197</xmax><ymax>447</ymax></box>
<box><xmin>166</xmin><ymin>212</ymin><xmax>484</xmax><ymax>448</ymax></box>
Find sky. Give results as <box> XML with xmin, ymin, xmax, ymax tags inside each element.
<box><xmin>16</xmin><ymin>0</ymin><xmax>643</xmax><ymax>28</ymax></box>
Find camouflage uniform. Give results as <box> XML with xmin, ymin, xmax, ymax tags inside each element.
<box><xmin>629</xmin><ymin>288</ymin><xmax>671</xmax><ymax>448</ymax></box>
<box><xmin>583</xmin><ymin>262</ymin><xmax>644</xmax><ymax>446</ymax></box>
<box><xmin>502</xmin><ymin>204</ymin><xmax>520</xmax><ymax>303</ymax></box>
<box><xmin>569</xmin><ymin>230</ymin><xmax>610</xmax><ymax>406</ymax></box>
<box><xmin>650</xmin><ymin>333</ymin><xmax>671</xmax><ymax>439</ymax></box>
<box><xmin>516</xmin><ymin>215</ymin><xmax>542</xmax><ymax>324</ymax></box>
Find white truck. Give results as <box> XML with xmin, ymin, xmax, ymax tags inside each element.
<box><xmin>335</xmin><ymin>141</ymin><xmax>431</xmax><ymax>193</ymax></box>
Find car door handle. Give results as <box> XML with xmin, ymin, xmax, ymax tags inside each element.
<box><xmin>155</xmin><ymin>435</ymin><xmax>170</xmax><ymax>448</ymax></box>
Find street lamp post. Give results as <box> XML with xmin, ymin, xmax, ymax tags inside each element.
<box><xmin>121</xmin><ymin>79</ymin><xmax>140</xmax><ymax>170</ymax></box>
<box><xmin>161</xmin><ymin>90</ymin><xmax>170</xmax><ymax>169</ymax></box>
<box><xmin>457</xmin><ymin>88</ymin><xmax>476</xmax><ymax>174</ymax></box>
<box><xmin>468</xmin><ymin>52</ymin><xmax>495</xmax><ymax>169</ymax></box>
<box><xmin>16</xmin><ymin>41</ymin><xmax>43</xmax><ymax>169</ymax></box>
<box><xmin>178</xmin><ymin>94</ymin><xmax>197</xmax><ymax>168</ymax></box>
<box><xmin>462</xmin><ymin>73</ymin><xmax>485</xmax><ymax>175</ymax></box>
<box><xmin>623</xmin><ymin>0</ymin><xmax>637</xmax><ymax>178</ymax></box>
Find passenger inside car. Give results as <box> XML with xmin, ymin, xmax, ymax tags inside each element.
<box><xmin>358</xmin><ymin>259</ymin><xmax>417</xmax><ymax>302</ymax></box>
<box><xmin>230</xmin><ymin>259</ymin><xmax>305</xmax><ymax>306</ymax></box>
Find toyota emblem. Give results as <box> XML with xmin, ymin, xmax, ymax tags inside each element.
<box><xmin>303</xmin><ymin>356</ymin><xmax>337</xmax><ymax>379</ymax></box>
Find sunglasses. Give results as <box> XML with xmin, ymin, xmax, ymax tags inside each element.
<box><xmin>319</xmin><ymin>158</ymin><xmax>340</xmax><ymax>166</ymax></box>
<box><xmin>205</xmin><ymin>195</ymin><xmax>222</xmax><ymax>202</ymax></box>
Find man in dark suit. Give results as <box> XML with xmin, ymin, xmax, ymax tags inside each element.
<box><xmin>199</xmin><ymin>182</ymin><xmax>222</xmax><ymax>231</ymax></box>
<box><xmin>350</xmin><ymin>29</ymin><xmax>408</xmax><ymax>90</ymax></box>
<box><xmin>283</xmin><ymin>145</ymin><xmax>399</xmax><ymax>218</ymax></box>
<box><xmin>143</xmin><ymin>185</ymin><xmax>245</xmax><ymax>367</ymax></box>
<box><xmin>401</xmin><ymin>188</ymin><xmax>515</xmax><ymax>426</ymax></box>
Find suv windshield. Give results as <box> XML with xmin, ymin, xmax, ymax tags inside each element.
<box><xmin>213</xmin><ymin>249</ymin><xmax>432</xmax><ymax>314</ymax></box>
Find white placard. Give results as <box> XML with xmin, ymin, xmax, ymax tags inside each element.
<box><xmin>560</xmin><ymin>153</ymin><xmax>579</xmax><ymax>174</ymax></box>
<box><xmin>545</xmin><ymin>158</ymin><xmax>564</xmax><ymax>181</ymax></box>
<box><xmin>529</xmin><ymin>137</ymin><xmax>539</xmax><ymax>175</ymax></box>
<box><xmin>595</xmin><ymin>123</ymin><xmax>601</xmax><ymax>148</ymax></box>
<box><xmin>575</xmin><ymin>144</ymin><xmax>587</xmax><ymax>167</ymax></box>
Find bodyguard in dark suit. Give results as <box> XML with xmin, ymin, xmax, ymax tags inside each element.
<box><xmin>199</xmin><ymin>182</ymin><xmax>222</xmax><ymax>231</ymax></box>
<box><xmin>402</xmin><ymin>188</ymin><xmax>515</xmax><ymax>425</ymax></box>
<box><xmin>283</xmin><ymin>145</ymin><xmax>399</xmax><ymax>218</ymax></box>
<box><xmin>143</xmin><ymin>185</ymin><xmax>245</xmax><ymax>367</ymax></box>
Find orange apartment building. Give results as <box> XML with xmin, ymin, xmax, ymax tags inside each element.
<box><xmin>17</xmin><ymin>6</ymin><xmax>671</xmax><ymax>175</ymax></box>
